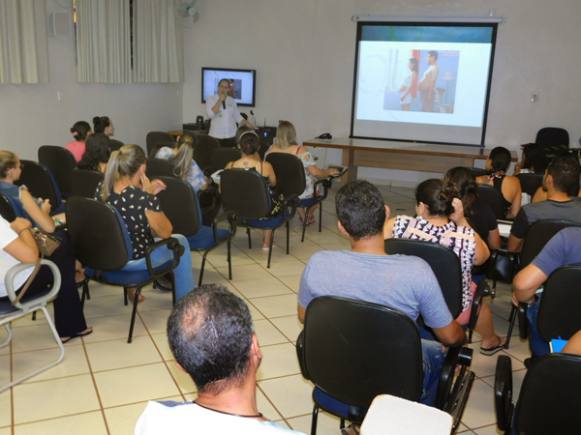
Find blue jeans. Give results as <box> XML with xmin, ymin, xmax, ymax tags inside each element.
<box><xmin>421</xmin><ymin>339</ymin><xmax>446</xmax><ymax>406</ymax></box>
<box><xmin>526</xmin><ymin>296</ymin><xmax>550</xmax><ymax>357</ymax></box>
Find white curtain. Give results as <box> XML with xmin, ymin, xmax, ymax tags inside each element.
<box><xmin>132</xmin><ymin>0</ymin><xmax>182</xmax><ymax>83</ymax></box>
<box><xmin>0</xmin><ymin>0</ymin><xmax>48</xmax><ymax>84</ymax></box>
<box><xmin>76</xmin><ymin>0</ymin><xmax>131</xmax><ymax>83</ymax></box>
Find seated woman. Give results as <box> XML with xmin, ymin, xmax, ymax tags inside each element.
<box><xmin>385</xmin><ymin>179</ymin><xmax>504</xmax><ymax>355</ymax></box>
<box><xmin>0</xmin><ymin>151</ymin><xmax>91</xmax><ymax>342</ymax></box>
<box><xmin>476</xmin><ymin>146</ymin><xmax>522</xmax><ymax>219</ymax></box>
<box><xmin>99</xmin><ymin>144</ymin><xmax>196</xmax><ymax>302</ymax></box>
<box><xmin>155</xmin><ymin>135</ymin><xmax>209</xmax><ymax>193</ymax></box>
<box><xmin>225</xmin><ymin>130</ymin><xmax>277</xmax><ymax>249</ymax></box>
<box><xmin>66</xmin><ymin>121</ymin><xmax>92</xmax><ymax>163</ymax></box>
<box><xmin>444</xmin><ymin>167</ymin><xmax>501</xmax><ymax>250</ymax></box>
<box><xmin>266</xmin><ymin>121</ymin><xmax>338</xmax><ymax>225</ymax></box>
<box><xmin>79</xmin><ymin>133</ymin><xmax>113</xmax><ymax>173</ymax></box>
<box><xmin>92</xmin><ymin>116</ymin><xmax>123</xmax><ymax>150</ymax></box>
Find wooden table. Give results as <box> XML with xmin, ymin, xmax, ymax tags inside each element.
<box><xmin>303</xmin><ymin>137</ymin><xmax>517</xmax><ymax>182</ymax></box>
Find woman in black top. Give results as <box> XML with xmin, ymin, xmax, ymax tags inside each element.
<box><xmin>445</xmin><ymin>166</ymin><xmax>501</xmax><ymax>250</ymax></box>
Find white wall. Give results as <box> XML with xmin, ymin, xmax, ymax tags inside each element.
<box><xmin>182</xmin><ymin>0</ymin><xmax>581</xmax><ymax>184</ymax></box>
<box><xmin>0</xmin><ymin>0</ymin><xmax>183</xmax><ymax>160</ymax></box>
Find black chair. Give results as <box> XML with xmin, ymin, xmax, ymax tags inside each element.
<box><xmin>70</xmin><ymin>169</ymin><xmax>104</xmax><ymax>199</ymax></box>
<box><xmin>220</xmin><ymin>169</ymin><xmax>298</xmax><ymax>268</ymax></box>
<box><xmin>156</xmin><ymin>176</ymin><xmax>233</xmax><ymax>285</ymax></box>
<box><xmin>517</xmin><ymin>173</ymin><xmax>543</xmax><ymax>197</ymax></box>
<box><xmin>146</xmin><ymin>158</ymin><xmax>176</xmax><ymax>179</ymax></box>
<box><xmin>468</xmin><ymin>167</ymin><xmax>489</xmax><ymax>177</ymax></box>
<box><xmin>537</xmin><ymin>265</ymin><xmax>581</xmax><ymax>344</ymax></box>
<box><xmin>476</xmin><ymin>184</ymin><xmax>507</xmax><ymax>220</ymax></box>
<box><xmin>193</xmin><ymin>134</ymin><xmax>220</xmax><ymax>173</ymax></box>
<box><xmin>266</xmin><ymin>153</ymin><xmax>334</xmax><ymax>242</ymax></box>
<box><xmin>66</xmin><ymin>197</ymin><xmax>183</xmax><ymax>343</ymax></box>
<box><xmin>15</xmin><ymin>160</ymin><xmax>64</xmax><ymax>214</ymax></box>
<box><xmin>208</xmin><ymin>148</ymin><xmax>241</xmax><ymax>174</ymax></box>
<box><xmin>502</xmin><ymin>220</ymin><xmax>581</xmax><ymax>348</ymax></box>
<box><xmin>386</xmin><ymin>238</ymin><xmax>492</xmax><ymax>341</ymax></box>
<box><xmin>0</xmin><ymin>193</ymin><xmax>16</xmax><ymax>221</ymax></box>
<box><xmin>495</xmin><ymin>353</ymin><xmax>581</xmax><ymax>435</ymax></box>
<box><xmin>535</xmin><ymin>127</ymin><xmax>569</xmax><ymax>148</ymax></box>
<box><xmin>297</xmin><ymin>296</ymin><xmax>474</xmax><ymax>434</ymax></box>
<box><xmin>146</xmin><ymin>131</ymin><xmax>175</xmax><ymax>157</ymax></box>
<box><xmin>38</xmin><ymin>145</ymin><xmax>77</xmax><ymax>198</ymax></box>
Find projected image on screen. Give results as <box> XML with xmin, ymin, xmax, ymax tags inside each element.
<box><xmin>351</xmin><ymin>23</ymin><xmax>497</xmax><ymax>146</ymax></box>
<box><xmin>380</xmin><ymin>49</ymin><xmax>460</xmax><ymax>114</ymax></box>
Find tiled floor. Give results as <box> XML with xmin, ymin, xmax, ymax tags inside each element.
<box><xmin>0</xmin><ymin>185</ymin><xmax>527</xmax><ymax>434</ymax></box>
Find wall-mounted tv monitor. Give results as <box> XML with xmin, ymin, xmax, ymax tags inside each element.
<box><xmin>202</xmin><ymin>67</ymin><xmax>256</xmax><ymax>107</ymax></box>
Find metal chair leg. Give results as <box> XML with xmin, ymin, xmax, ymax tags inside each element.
<box><xmin>267</xmin><ymin>229</ymin><xmax>275</xmax><ymax>268</ymax></box>
<box><xmin>227</xmin><ymin>238</ymin><xmax>233</xmax><ymax>280</ymax></box>
<box><xmin>310</xmin><ymin>405</ymin><xmax>319</xmax><ymax>435</ymax></box>
<box><xmin>319</xmin><ymin>203</ymin><xmax>323</xmax><ymax>233</ymax></box>
<box><xmin>31</xmin><ymin>311</ymin><xmax>37</xmax><ymax>321</ymax></box>
<box><xmin>286</xmin><ymin>221</ymin><xmax>290</xmax><ymax>255</ymax></box>
<box><xmin>301</xmin><ymin>210</ymin><xmax>308</xmax><ymax>242</ymax></box>
<box><xmin>0</xmin><ymin>324</ymin><xmax>12</xmax><ymax>348</ymax></box>
<box><xmin>123</xmin><ymin>287</ymin><xmax>128</xmax><ymax>306</ymax></box>
<box><xmin>247</xmin><ymin>227</ymin><xmax>252</xmax><ymax>249</ymax></box>
<box><xmin>504</xmin><ymin>305</ymin><xmax>518</xmax><ymax>349</ymax></box>
<box><xmin>127</xmin><ymin>287</ymin><xmax>141</xmax><ymax>343</ymax></box>
<box><xmin>198</xmin><ymin>252</ymin><xmax>208</xmax><ymax>286</ymax></box>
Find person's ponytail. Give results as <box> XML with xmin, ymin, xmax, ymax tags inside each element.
<box><xmin>100</xmin><ymin>150</ymin><xmax>120</xmax><ymax>201</ymax></box>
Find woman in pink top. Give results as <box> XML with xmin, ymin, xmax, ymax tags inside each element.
<box><xmin>65</xmin><ymin>121</ymin><xmax>92</xmax><ymax>163</ymax></box>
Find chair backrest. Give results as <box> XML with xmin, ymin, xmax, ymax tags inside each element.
<box><xmin>70</xmin><ymin>169</ymin><xmax>104</xmax><ymax>199</ymax></box>
<box><xmin>220</xmin><ymin>169</ymin><xmax>271</xmax><ymax>219</ymax></box>
<box><xmin>520</xmin><ymin>220</ymin><xmax>581</xmax><ymax>268</ymax></box>
<box><xmin>514</xmin><ymin>353</ymin><xmax>581</xmax><ymax>434</ymax></box>
<box><xmin>66</xmin><ymin>197</ymin><xmax>129</xmax><ymax>270</ymax></box>
<box><xmin>517</xmin><ymin>173</ymin><xmax>543</xmax><ymax>197</ymax></box>
<box><xmin>38</xmin><ymin>145</ymin><xmax>77</xmax><ymax>198</ymax></box>
<box><xmin>301</xmin><ymin>296</ymin><xmax>423</xmax><ymax>407</ymax></box>
<box><xmin>385</xmin><ymin>238</ymin><xmax>463</xmax><ymax>318</ymax></box>
<box><xmin>265</xmin><ymin>152</ymin><xmax>306</xmax><ymax>198</ymax></box>
<box><xmin>0</xmin><ymin>194</ymin><xmax>16</xmax><ymax>221</ymax></box>
<box><xmin>209</xmin><ymin>148</ymin><xmax>241</xmax><ymax>173</ymax></box>
<box><xmin>468</xmin><ymin>167</ymin><xmax>489</xmax><ymax>178</ymax></box>
<box><xmin>15</xmin><ymin>160</ymin><xmax>62</xmax><ymax>208</ymax></box>
<box><xmin>476</xmin><ymin>184</ymin><xmax>507</xmax><ymax>220</ymax></box>
<box><xmin>538</xmin><ymin>265</ymin><xmax>581</xmax><ymax>341</ymax></box>
<box><xmin>535</xmin><ymin>127</ymin><xmax>569</xmax><ymax>148</ymax></box>
<box><xmin>146</xmin><ymin>158</ymin><xmax>176</xmax><ymax>179</ymax></box>
<box><xmin>156</xmin><ymin>176</ymin><xmax>200</xmax><ymax>236</ymax></box>
<box><xmin>193</xmin><ymin>134</ymin><xmax>219</xmax><ymax>171</ymax></box>
<box><xmin>146</xmin><ymin>131</ymin><xmax>175</xmax><ymax>157</ymax></box>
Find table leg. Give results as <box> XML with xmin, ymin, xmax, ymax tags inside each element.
<box><xmin>342</xmin><ymin>148</ymin><xmax>357</xmax><ymax>183</ymax></box>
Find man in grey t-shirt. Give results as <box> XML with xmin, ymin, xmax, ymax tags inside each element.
<box><xmin>298</xmin><ymin>181</ymin><xmax>465</xmax><ymax>405</ymax></box>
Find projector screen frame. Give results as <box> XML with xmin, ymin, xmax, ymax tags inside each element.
<box><xmin>349</xmin><ymin>20</ymin><xmax>499</xmax><ymax>148</ymax></box>
<box><xmin>201</xmin><ymin>67</ymin><xmax>257</xmax><ymax>107</ymax></box>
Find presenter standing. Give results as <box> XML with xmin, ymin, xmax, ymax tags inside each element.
<box><xmin>419</xmin><ymin>51</ymin><xmax>439</xmax><ymax>112</ymax></box>
<box><xmin>206</xmin><ymin>79</ymin><xmax>255</xmax><ymax>148</ymax></box>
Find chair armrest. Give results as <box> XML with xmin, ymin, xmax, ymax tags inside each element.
<box><xmin>295</xmin><ymin>330</ymin><xmax>310</xmax><ymax>380</ymax></box>
<box><xmin>494</xmin><ymin>355</ymin><xmax>514</xmax><ymax>432</ymax></box>
<box><xmin>436</xmin><ymin>346</ymin><xmax>473</xmax><ymax>409</ymax></box>
<box><xmin>517</xmin><ymin>302</ymin><xmax>528</xmax><ymax>339</ymax></box>
<box><xmin>145</xmin><ymin>237</ymin><xmax>184</xmax><ymax>279</ymax></box>
<box><xmin>313</xmin><ymin>178</ymin><xmax>332</xmax><ymax>200</ymax></box>
<box><xmin>468</xmin><ymin>280</ymin><xmax>494</xmax><ymax>332</ymax></box>
<box><xmin>5</xmin><ymin>260</ymin><xmax>61</xmax><ymax>309</ymax></box>
<box><xmin>486</xmin><ymin>249</ymin><xmax>520</xmax><ymax>283</ymax></box>
<box><xmin>282</xmin><ymin>194</ymin><xmax>300</xmax><ymax>220</ymax></box>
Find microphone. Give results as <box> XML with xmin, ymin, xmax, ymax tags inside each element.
<box><xmin>222</xmin><ymin>98</ymin><xmax>226</xmax><ymax>110</ymax></box>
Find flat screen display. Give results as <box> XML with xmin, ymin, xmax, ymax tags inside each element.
<box><xmin>202</xmin><ymin>67</ymin><xmax>256</xmax><ymax>107</ymax></box>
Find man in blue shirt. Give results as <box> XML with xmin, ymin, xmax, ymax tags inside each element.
<box><xmin>514</xmin><ymin>227</ymin><xmax>581</xmax><ymax>356</ymax></box>
<box><xmin>298</xmin><ymin>180</ymin><xmax>465</xmax><ymax>405</ymax></box>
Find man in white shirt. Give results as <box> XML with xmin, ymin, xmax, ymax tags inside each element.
<box><xmin>135</xmin><ymin>284</ymin><xmax>302</xmax><ymax>435</ymax></box>
<box><xmin>419</xmin><ymin>51</ymin><xmax>439</xmax><ymax>112</ymax></box>
<box><xmin>206</xmin><ymin>79</ymin><xmax>255</xmax><ymax>148</ymax></box>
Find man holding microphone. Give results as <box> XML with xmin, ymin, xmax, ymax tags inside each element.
<box><xmin>206</xmin><ymin>79</ymin><xmax>255</xmax><ymax>148</ymax></box>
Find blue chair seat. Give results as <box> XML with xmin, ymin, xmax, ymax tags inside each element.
<box><xmin>187</xmin><ymin>226</ymin><xmax>231</xmax><ymax>251</ymax></box>
<box><xmin>312</xmin><ymin>387</ymin><xmax>358</xmax><ymax>418</ymax></box>
<box><xmin>0</xmin><ymin>288</ymin><xmax>53</xmax><ymax>315</ymax></box>
<box><xmin>242</xmin><ymin>213</ymin><xmax>286</xmax><ymax>229</ymax></box>
<box><xmin>299</xmin><ymin>197</ymin><xmax>319</xmax><ymax>208</ymax></box>
<box><xmin>85</xmin><ymin>258</ymin><xmax>174</xmax><ymax>286</ymax></box>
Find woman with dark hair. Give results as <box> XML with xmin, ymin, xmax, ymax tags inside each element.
<box><xmin>100</xmin><ymin>144</ymin><xmax>196</xmax><ymax>302</ymax></box>
<box><xmin>444</xmin><ymin>167</ymin><xmax>501</xmax><ymax>250</ymax></box>
<box><xmin>225</xmin><ymin>130</ymin><xmax>277</xmax><ymax>249</ymax></box>
<box><xmin>66</xmin><ymin>121</ymin><xmax>92</xmax><ymax>162</ymax></box>
<box><xmin>476</xmin><ymin>146</ymin><xmax>522</xmax><ymax>218</ymax></box>
<box><xmin>386</xmin><ymin>179</ymin><xmax>504</xmax><ymax>355</ymax></box>
<box><xmin>78</xmin><ymin>133</ymin><xmax>113</xmax><ymax>173</ymax></box>
<box><xmin>93</xmin><ymin>116</ymin><xmax>114</xmax><ymax>136</ymax></box>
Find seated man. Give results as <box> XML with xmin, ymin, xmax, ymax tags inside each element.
<box><xmin>508</xmin><ymin>154</ymin><xmax>581</xmax><ymax>252</ymax></box>
<box><xmin>513</xmin><ymin>227</ymin><xmax>581</xmax><ymax>357</ymax></box>
<box><xmin>135</xmin><ymin>284</ymin><xmax>301</xmax><ymax>435</ymax></box>
<box><xmin>298</xmin><ymin>180</ymin><xmax>466</xmax><ymax>406</ymax></box>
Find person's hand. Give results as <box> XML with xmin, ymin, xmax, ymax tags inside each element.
<box><xmin>10</xmin><ymin>217</ymin><xmax>32</xmax><ymax>234</ymax></box>
<box><xmin>218</xmin><ymin>92</ymin><xmax>226</xmax><ymax>102</ymax></box>
<box><xmin>511</xmin><ymin>292</ymin><xmax>520</xmax><ymax>307</ymax></box>
<box><xmin>449</xmin><ymin>198</ymin><xmax>468</xmax><ymax>226</ymax></box>
<box><xmin>40</xmin><ymin>199</ymin><xmax>52</xmax><ymax>214</ymax></box>
<box><xmin>142</xmin><ymin>174</ymin><xmax>166</xmax><ymax>196</ymax></box>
